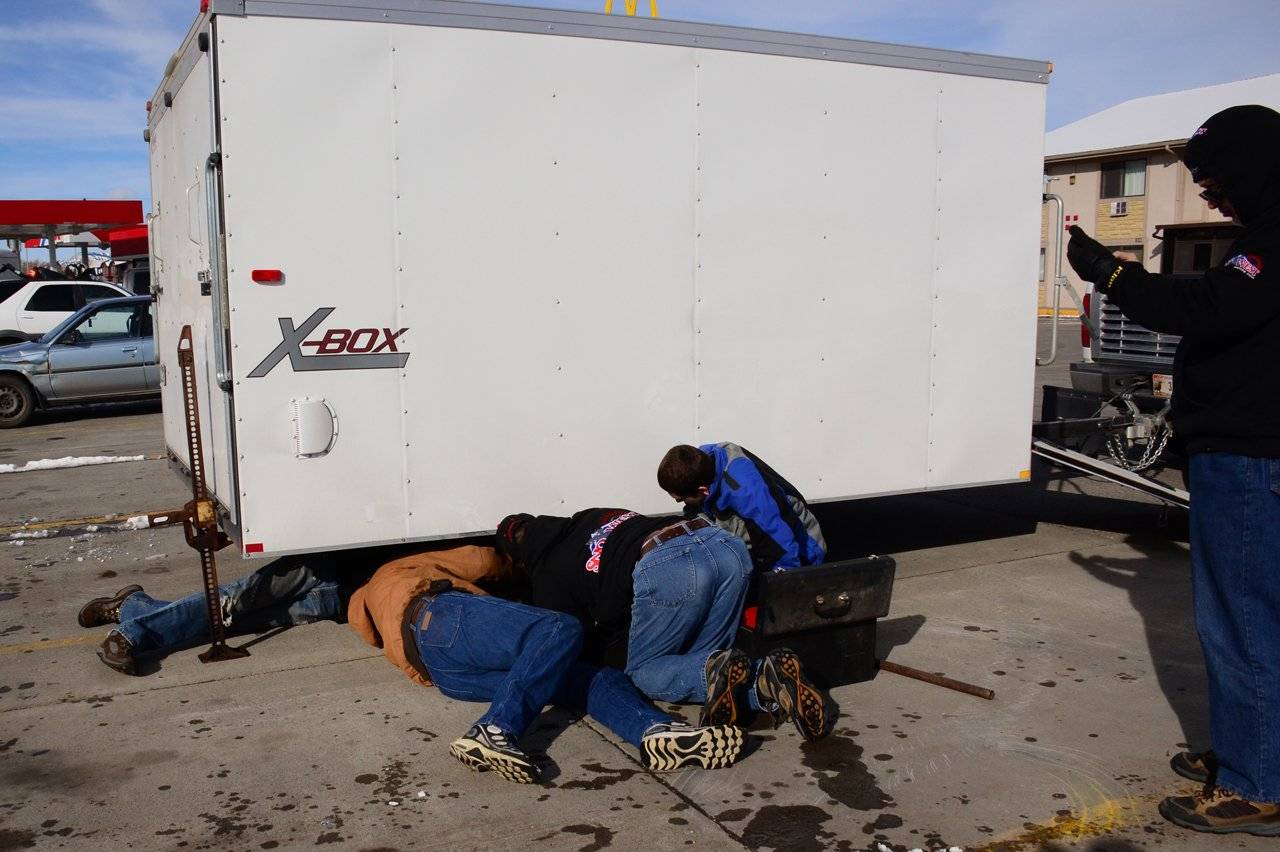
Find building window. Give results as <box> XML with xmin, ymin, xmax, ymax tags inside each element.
<box><xmin>1101</xmin><ymin>159</ymin><xmax>1146</xmax><ymax>199</ymax></box>
<box><xmin>1039</xmin><ymin>248</ymin><xmax>1046</xmax><ymax>282</ymax></box>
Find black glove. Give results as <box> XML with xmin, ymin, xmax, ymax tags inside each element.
<box><xmin>1067</xmin><ymin>225</ymin><xmax>1121</xmax><ymax>288</ymax></box>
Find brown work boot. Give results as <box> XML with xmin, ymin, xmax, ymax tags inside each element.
<box><xmin>77</xmin><ymin>584</ymin><xmax>143</xmax><ymax>628</ymax></box>
<box><xmin>1159</xmin><ymin>786</ymin><xmax>1280</xmax><ymax>836</ymax></box>
<box><xmin>96</xmin><ymin>631</ymin><xmax>140</xmax><ymax>676</ymax></box>
<box><xmin>1171</xmin><ymin>749</ymin><xmax>1217</xmax><ymax>785</ymax></box>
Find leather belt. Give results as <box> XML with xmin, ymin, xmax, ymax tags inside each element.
<box><xmin>640</xmin><ymin>517</ymin><xmax>712</xmax><ymax>557</ymax></box>
<box><xmin>402</xmin><ymin>592</ymin><xmax>438</xmax><ymax>685</ymax></box>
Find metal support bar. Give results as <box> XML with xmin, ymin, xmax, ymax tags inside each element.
<box><xmin>1031</xmin><ymin>438</ymin><xmax>1189</xmax><ymax>509</ymax></box>
<box><xmin>879</xmin><ymin>659</ymin><xmax>994</xmax><ymax>701</ymax></box>
<box><xmin>1037</xmin><ymin>193</ymin><xmax>1066</xmax><ymax>366</ymax></box>
<box><xmin>204</xmin><ymin>153</ymin><xmax>233</xmax><ymax>392</ymax></box>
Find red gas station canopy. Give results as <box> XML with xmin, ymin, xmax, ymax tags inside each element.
<box><xmin>0</xmin><ymin>199</ymin><xmax>144</xmax><ymax>239</ymax></box>
<box><xmin>102</xmin><ymin>225</ymin><xmax>149</xmax><ymax>259</ymax></box>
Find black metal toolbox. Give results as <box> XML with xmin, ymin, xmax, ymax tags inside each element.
<box><xmin>735</xmin><ymin>555</ymin><xmax>896</xmax><ymax>687</ymax></box>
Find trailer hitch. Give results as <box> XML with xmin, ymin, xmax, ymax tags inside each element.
<box><xmin>141</xmin><ymin>326</ymin><xmax>249</xmax><ymax>664</ymax></box>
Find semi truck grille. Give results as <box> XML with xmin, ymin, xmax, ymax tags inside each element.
<box><xmin>1095</xmin><ymin>293</ymin><xmax>1180</xmax><ymax>366</ymax></box>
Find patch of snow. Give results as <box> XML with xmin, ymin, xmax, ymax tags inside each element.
<box><xmin>9</xmin><ymin>540</ymin><xmax>23</xmax><ymax>547</ymax></box>
<box><xmin>387</xmin><ymin>800</ymin><xmax>398</xmax><ymax>807</ymax></box>
<box><xmin>9</xmin><ymin>529</ymin><xmax>49</xmax><ymax>539</ymax></box>
<box><xmin>122</xmin><ymin>515</ymin><xmax>150</xmax><ymax>530</ymax></box>
<box><xmin>0</xmin><ymin>455</ymin><xmax>147</xmax><ymax>474</ymax></box>
<box><xmin>84</xmin><ymin>525</ymin><xmax>99</xmax><ymax>532</ymax></box>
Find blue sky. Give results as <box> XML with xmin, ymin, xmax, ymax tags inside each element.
<box><xmin>2</xmin><ymin>0</ymin><xmax>1279</xmax><ymax>213</ymax></box>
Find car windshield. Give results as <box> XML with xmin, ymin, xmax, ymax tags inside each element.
<box><xmin>37</xmin><ymin>300</ymin><xmax>143</xmax><ymax>344</ymax></box>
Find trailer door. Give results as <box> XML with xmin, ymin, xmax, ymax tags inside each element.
<box><xmin>150</xmin><ymin>23</ymin><xmax>238</xmax><ymax>519</ymax></box>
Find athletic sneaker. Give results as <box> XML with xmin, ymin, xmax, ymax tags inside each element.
<box><xmin>449</xmin><ymin>724</ymin><xmax>541</xmax><ymax>784</ymax></box>
<box><xmin>1171</xmin><ymin>750</ymin><xmax>1217</xmax><ymax>785</ymax></box>
<box><xmin>756</xmin><ymin>647</ymin><xmax>837</xmax><ymax>741</ymax></box>
<box><xmin>641</xmin><ymin>722</ymin><xmax>744</xmax><ymax>771</ymax></box>
<box><xmin>1159</xmin><ymin>786</ymin><xmax>1280</xmax><ymax>836</ymax></box>
<box><xmin>700</xmin><ymin>648</ymin><xmax>751</xmax><ymax>727</ymax></box>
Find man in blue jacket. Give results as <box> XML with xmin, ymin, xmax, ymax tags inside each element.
<box><xmin>658</xmin><ymin>442</ymin><xmax>826</xmax><ymax>573</ymax></box>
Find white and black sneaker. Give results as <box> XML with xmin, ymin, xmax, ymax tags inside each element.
<box><xmin>641</xmin><ymin>722</ymin><xmax>744</xmax><ymax>772</ymax></box>
<box><xmin>449</xmin><ymin>724</ymin><xmax>541</xmax><ymax>784</ymax></box>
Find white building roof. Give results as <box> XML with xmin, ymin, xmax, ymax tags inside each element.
<box><xmin>1045</xmin><ymin>73</ymin><xmax>1280</xmax><ymax>159</ymax></box>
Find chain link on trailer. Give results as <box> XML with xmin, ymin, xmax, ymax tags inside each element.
<box><xmin>1105</xmin><ymin>420</ymin><xmax>1172</xmax><ymax>472</ymax></box>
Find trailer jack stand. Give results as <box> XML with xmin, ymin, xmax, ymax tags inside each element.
<box><xmin>144</xmin><ymin>326</ymin><xmax>248</xmax><ymax>665</ymax></box>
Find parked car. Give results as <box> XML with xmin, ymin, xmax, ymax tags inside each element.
<box><xmin>0</xmin><ymin>276</ymin><xmax>130</xmax><ymax>346</ymax></box>
<box><xmin>0</xmin><ymin>295</ymin><xmax>159</xmax><ymax>428</ymax></box>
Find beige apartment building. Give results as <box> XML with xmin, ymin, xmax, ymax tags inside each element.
<box><xmin>1039</xmin><ymin>73</ymin><xmax>1279</xmax><ymax>315</ymax></box>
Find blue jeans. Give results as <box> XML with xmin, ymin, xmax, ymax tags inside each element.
<box><xmin>1190</xmin><ymin>452</ymin><xmax>1280</xmax><ymax>803</ymax></box>
<box><xmin>116</xmin><ymin>556</ymin><xmax>345</xmax><ymax>655</ymax></box>
<box><xmin>625</xmin><ymin>525</ymin><xmax>751</xmax><ymax>703</ymax></box>
<box><xmin>409</xmin><ymin>592</ymin><xmax>669</xmax><ymax>747</ymax></box>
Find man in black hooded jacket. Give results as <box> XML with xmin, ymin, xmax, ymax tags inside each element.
<box><xmin>1067</xmin><ymin>104</ymin><xmax>1280</xmax><ymax>836</ymax></box>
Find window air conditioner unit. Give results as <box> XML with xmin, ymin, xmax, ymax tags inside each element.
<box><xmin>1109</xmin><ymin>201</ymin><xmax>1128</xmax><ymax>216</ymax></box>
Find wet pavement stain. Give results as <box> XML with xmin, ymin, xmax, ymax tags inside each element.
<box><xmin>739</xmin><ymin>804</ymin><xmax>835</xmax><ymax>851</ymax></box>
<box><xmin>560</xmin><ymin>763</ymin><xmax>640</xmax><ymax>791</ymax></box>
<box><xmin>0</xmin><ymin>828</ymin><xmax>37</xmax><ymax>848</ymax></box>
<box><xmin>800</xmin><ymin>734</ymin><xmax>894</xmax><ymax>811</ymax></box>
<box><xmin>559</xmin><ymin>823</ymin><xmax>615</xmax><ymax>852</ymax></box>
<box><xmin>861</xmin><ymin>812</ymin><xmax>904</xmax><ymax>834</ymax></box>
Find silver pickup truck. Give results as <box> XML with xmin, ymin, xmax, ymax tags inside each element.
<box><xmin>0</xmin><ymin>295</ymin><xmax>159</xmax><ymax>428</ymax></box>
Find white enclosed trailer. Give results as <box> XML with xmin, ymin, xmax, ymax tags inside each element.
<box><xmin>147</xmin><ymin>0</ymin><xmax>1050</xmax><ymax>558</ymax></box>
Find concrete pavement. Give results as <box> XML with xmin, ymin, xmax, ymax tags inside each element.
<box><xmin>0</xmin><ymin>367</ymin><xmax>1270</xmax><ymax>851</ymax></box>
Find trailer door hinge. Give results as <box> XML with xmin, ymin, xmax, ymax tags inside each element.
<box><xmin>198</xmin><ymin>269</ymin><xmax>211</xmax><ymax>296</ymax></box>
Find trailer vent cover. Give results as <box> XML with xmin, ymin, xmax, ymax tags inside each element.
<box><xmin>291</xmin><ymin>398</ymin><xmax>338</xmax><ymax>458</ymax></box>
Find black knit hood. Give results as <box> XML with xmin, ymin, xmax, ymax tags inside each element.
<box><xmin>1183</xmin><ymin>104</ymin><xmax>1280</xmax><ymax>226</ymax></box>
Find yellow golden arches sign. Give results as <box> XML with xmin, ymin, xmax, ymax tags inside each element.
<box><xmin>604</xmin><ymin>0</ymin><xmax>659</xmax><ymax>16</ymax></box>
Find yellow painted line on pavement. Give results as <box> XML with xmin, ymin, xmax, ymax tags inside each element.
<box><xmin>0</xmin><ymin>633</ymin><xmax>105</xmax><ymax>656</ymax></box>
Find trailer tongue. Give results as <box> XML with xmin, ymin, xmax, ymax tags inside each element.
<box><xmin>1031</xmin><ymin>438</ymin><xmax>1189</xmax><ymax>509</ymax></box>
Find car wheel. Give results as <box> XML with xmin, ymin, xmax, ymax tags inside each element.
<box><xmin>0</xmin><ymin>376</ymin><xmax>35</xmax><ymax>428</ymax></box>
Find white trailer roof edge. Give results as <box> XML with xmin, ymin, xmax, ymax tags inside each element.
<box><xmin>147</xmin><ymin>14</ymin><xmax>211</xmax><ymax>129</ymax></box>
<box><xmin>203</xmin><ymin>0</ymin><xmax>1050</xmax><ymax>85</ymax></box>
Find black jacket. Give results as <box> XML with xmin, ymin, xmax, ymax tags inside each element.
<box><xmin>512</xmin><ymin>509</ymin><xmax>670</xmax><ymax>665</ymax></box>
<box><xmin>1106</xmin><ymin>105</ymin><xmax>1280</xmax><ymax>458</ymax></box>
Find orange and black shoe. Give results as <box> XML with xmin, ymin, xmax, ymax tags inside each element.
<box><xmin>1159</xmin><ymin>786</ymin><xmax>1280</xmax><ymax>836</ymax></box>
<box><xmin>756</xmin><ymin>648</ymin><xmax>837</xmax><ymax>741</ymax></box>
<box><xmin>1170</xmin><ymin>750</ymin><xmax>1217</xmax><ymax>785</ymax></box>
<box><xmin>700</xmin><ymin>648</ymin><xmax>751</xmax><ymax>727</ymax></box>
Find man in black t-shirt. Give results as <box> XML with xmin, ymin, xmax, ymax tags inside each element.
<box><xmin>497</xmin><ymin>509</ymin><xmax>836</xmax><ymax>741</ymax></box>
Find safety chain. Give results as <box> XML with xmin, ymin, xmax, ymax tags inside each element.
<box><xmin>1105</xmin><ymin>422</ymin><xmax>1172</xmax><ymax>472</ymax></box>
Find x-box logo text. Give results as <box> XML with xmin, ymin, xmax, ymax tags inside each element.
<box><xmin>247</xmin><ymin>308</ymin><xmax>410</xmax><ymax>378</ymax></box>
